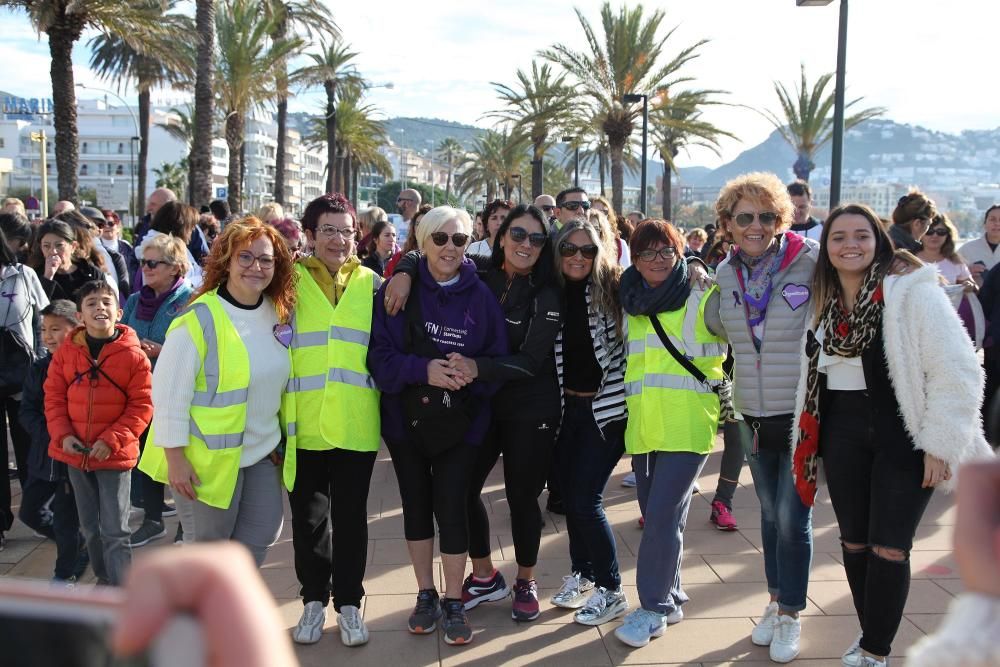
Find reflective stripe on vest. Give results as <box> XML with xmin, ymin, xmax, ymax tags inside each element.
<box><xmin>187</xmin><ymin>302</ymin><xmax>250</xmax><ymax>414</ymax></box>
<box><xmin>624</xmin><ymin>373</ymin><xmax>715</xmax><ymax>397</ymax></box>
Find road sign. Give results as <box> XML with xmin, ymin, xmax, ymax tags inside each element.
<box><xmin>216</xmin><ymin>187</ymin><xmax>228</xmax><ymax>199</ymax></box>
<box><xmin>96</xmin><ymin>178</ymin><xmax>129</xmax><ymax>210</ymax></box>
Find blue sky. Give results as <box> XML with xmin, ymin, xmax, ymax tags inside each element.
<box><xmin>1</xmin><ymin>0</ymin><xmax>995</xmax><ymax>167</ymax></box>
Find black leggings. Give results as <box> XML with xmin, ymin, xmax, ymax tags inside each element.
<box><xmin>386</xmin><ymin>437</ymin><xmax>477</xmax><ymax>555</ymax></box>
<box><xmin>467</xmin><ymin>416</ymin><xmax>558</xmax><ymax>567</ymax></box>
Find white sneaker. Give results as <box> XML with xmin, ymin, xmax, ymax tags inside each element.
<box><xmin>338</xmin><ymin>605</ymin><xmax>369</xmax><ymax>647</ymax></box>
<box><xmin>769</xmin><ymin>614</ymin><xmax>801</xmax><ymax>663</ymax></box>
<box><xmin>550</xmin><ymin>573</ymin><xmax>595</xmax><ymax>609</ymax></box>
<box><xmin>842</xmin><ymin>632</ymin><xmax>863</xmax><ymax>666</ymax></box>
<box><xmin>621</xmin><ymin>472</ymin><xmax>637</xmax><ymax>488</ymax></box>
<box><xmin>751</xmin><ymin>601</ymin><xmax>779</xmax><ymax>646</ymax></box>
<box><xmin>666</xmin><ymin>607</ymin><xmax>683</xmax><ymax>625</ymax></box>
<box><xmin>574</xmin><ymin>586</ymin><xmax>629</xmax><ymax>626</ymax></box>
<box><xmin>292</xmin><ymin>600</ymin><xmax>326</xmax><ymax>644</ymax></box>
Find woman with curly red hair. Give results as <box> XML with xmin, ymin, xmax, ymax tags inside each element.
<box><xmin>139</xmin><ymin>217</ymin><xmax>297</xmax><ymax>567</ymax></box>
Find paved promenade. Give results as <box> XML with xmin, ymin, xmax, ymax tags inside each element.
<box><xmin>2</xmin><ymin>436</ymin><xmax>958</xmax><ymax>666</ymax></box>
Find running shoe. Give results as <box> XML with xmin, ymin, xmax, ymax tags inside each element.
<box><xmin>550</xmin><ymin>572</ymin><xmax>595</xmax><ymax>609</ymax></box>
<box><xmin>338</xmin><ymin>605</ymin><xmax>369</xmax><ymax>646</ymax></box>
<box><xmin>129</xmin><ymin>520</ymin><xmax>166</xmax><ymax>548</ymax></box>
<box><xmin>614</xmin><ymin>608</ymin><xmax>667</xmax><ymax>647</ymax></box>
<box><xmin>511</xmin><ymin>578</ymin><xmax>540</xmax><ymax>621</ymax></box>
<box><xmin>751</xmin><ymin>601</ymin><xmax>779</xmax><ymax>646</ymax></box>
<box><xmin>460</xmin><ymin>569</ymin><xmax>510</xmax><ymax>610</ymax></box>
<box><xmin>292</xmin><ymin>601</ymin><xmax>326</xmax><ymax>644</ymax></box>
<box><xmin>842</xmin><ymin>632</ymin><xmax>863</xmax><ymax>666</ymax></box>
<box><xmin>621</xmin><ymin>472</ymin><xmax>637</xmax><ymax>488</ymax></box>
<box><xmin>441</xmin><ymin>598</ymin><xmax>473</xmax><ymax>645</ymax></box>
<box><xmin>710</xmin><ymin>500</ymin><xmax>738</xmax><ymax>531</ymax></box>
<box><xmin>408</xmin><ymin>588</ymin><xmax>441</xmax><ymax>634</ymax></box>
<box><xmin>769</xmin><ymin>614</ymin><xmax>801</xmax><ymax>663</ymax></box>
<box><xmin>574</xmin><ymin>586</ymin><xmax>628</xmax><ymax>626</ymax></box>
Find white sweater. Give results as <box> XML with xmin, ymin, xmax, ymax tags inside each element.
<box><xmin>152</xmin><ymin>295</ymin><xmax>289</xmax><ymax>467</ymax></box>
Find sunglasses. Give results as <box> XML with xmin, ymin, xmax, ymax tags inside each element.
<box><xmin>733</xmin><ymin>211</ymin><xmax>778</xmax><ymax>228</ymax></box>
<box><xmin>559</xmin><ymin>242</ymin><xmax>599</xmax><ymax>259</ymax></box>
<box><xmin>636</xmin><ymin>247</ymin><xmax>677</xmax><ymax>262</ymax></box>
<box><xmin>396</xmin><ymin>197</ymin><xmax>414</xmax><ymax>204</ymax></box>
<box><xmin>540</xmin><ymin>205</ymin><xmax>555</xmax><ymax>213</ymax></box>
<box><xmin>429</xmin><ymin>232</ymin><xmax>469</xmax><ymax>247</ymax></box>
<box><xmin>925</xmin><ymin>227</ymin><xmax>949</xmax><ymax>237</ymax></box>
<box><xmin>95</xmin><ymin>220</ymin><xmax>114</xmax><ymax>229</ymax></box>
<box><xmin>560</xmin><ymin>201</ymin><xmax>591</xmax><ymax>212</ymax></box>
<box><xmin>140</xmin><ymin>259</ymin><xmax>174</xmax><ymax>270</ymax></box>
<box><xmin>508</xmin><ymin>226</ymin><xmax>547</xmax><ymax>248</ymax></box>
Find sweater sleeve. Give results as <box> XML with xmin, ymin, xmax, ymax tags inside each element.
<box><xmin>475</xmin><ymin>286</ymin><xmax>560</xmax><ymax>383</ymax></box>
<box><xmin>43</xmin><ymin>348</ymin><xmax>74</xmax><ymax>451</ymax></box>
<box><xmin>151</xmin><ymin>324</ymin><xmax>201</xmax><ymax>447</ymax></box>
<box><xmin>367</xmin><ymin>283</ymin><xmax>430</xmax><ymax>393</ymax></box>
<box><xmin>97</xmin><ymin>351</ymin><xmax>153</xmax><ymax>452</ymax></box>
<box><xmin>393</xmin><ymin>250</ymin><xmax>422</xmax><ymax>278</ymax></box>
<box><xmin>703</xmin><ymin>290</ymin><xmax>727</xmax><ymax>340</ymax></box>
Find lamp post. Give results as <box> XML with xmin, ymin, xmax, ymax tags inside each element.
<box><xmin>29</xmin><ymin>130</ymin><xmax>48</xmax><ymax>218</ymax></box>
<box><xmin>796</xmin><ymin>0</ymin><xmax>848</xmax><ymax>207</ymax></box>
<box><xmin>397</xmin><ymin>128</ymin><xmax>406</xmax><ymax>190</ymax></box>
<box><xmin>561</xmin><ymin>135</ymin><xmax>579</xmax><ymax>187</ymax></box>
<box><xmin>77</xmin><ymin>83</ymin><xmax>140</xmax><ymax>223</ymax></box>
<box><xmin>623</xmin><ymin>93</ymin><xmax>649</xmax><ymax>214</ymax></box>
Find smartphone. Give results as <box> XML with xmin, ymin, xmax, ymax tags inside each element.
<box><xmin>0</xmin><ymin>578</ymin><xmax>204</xmax><ymax>667</ymax></box>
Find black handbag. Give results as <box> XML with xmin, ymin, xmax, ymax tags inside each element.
<box><xmin>400</xmin><ymin>288</ymin><xmax>477</xmax><ymax>457</ymax></box>
<box><xmin>0</xmin><ymin>266</ymin><xmax>35</xmax><ymax>397</ymax></box>
<box><xmin>648</xmin><ymin>314</ymin><xmax>734</xmax><ymax>422</ymax></box>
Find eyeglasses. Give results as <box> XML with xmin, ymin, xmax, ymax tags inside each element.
<box><xmin>508</xmin><ymin>226</ymin><xmax>547</xmax><ymax>248</ymax></box>
<box><xmin>540</xmin><ymin>205</ymin><xmax>555</xmax><ymax>213</ymax></box>
<box><xmin>430</xmin><ymin>232</ymin><xmax>469</xmax><ymax>247</ymax></box>
<box><xmin>636</xmin><ymin>247</ymin><xmax>677</xmax><ymax>262</ymax></box>
<box><xmin>925</xmin><ymin>227</ymin><xmax>949</xmax><ymax>237</ymax></box>
<box><xmin>732</xmin><ymin>211</ymin><xmax>778</xmax><ymax>228</ymax></box>
<box><xmin>316</xmin><ymin>225</ymin><xmax>355</xmax><ymax>239</ymax></box>
<box><xmin>396</xmin><ymin>197</ymin><xmax>415</xmax><ymax>204</ymax></box>
<box><xmin>236</xmin><ymin>251</ymin><xmax>275</xmax><ymax>269</ymax></box>
<box><xmin>140</xmin><ymin>259</ymin><xmax>174</xmax><ymax>270</ymax></box>
<box><xmin>558</xmin><ymin>242</ymin><xmax>599</xmax><ymax>259</ymax></box>
<box><xmin>95</xmin><ymin>220</ymin><xmax>113</xmax><ymax>229</ymax></box>
<box><xmin>560</xmin><ymin>201</ymin><xmax>591</xmax><ymax>212</ymax></box>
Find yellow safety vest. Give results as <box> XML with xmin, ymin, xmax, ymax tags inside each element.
<box><xmin>624</xmin><ymin>287</ymin><xmax>727</xmax><ymax>456</ymax></box>
<box><xmin>281</xmin><ymin>263</ymin><xmax>380</xmax><ymax>488</ymax></box>
<box><xmin>139</xmin><ymin>290</ymin><xmax>295</xmax><ymax>509</ymax></box>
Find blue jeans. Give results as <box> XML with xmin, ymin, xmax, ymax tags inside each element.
<box><xmin>555</xmin><ymin>396</ymin><xmax>625</xmax><ymax>590</ymax></box>
<box><xmin>738</xmin><ymin>417</ymin><xmax>813</xmax><ymax>612</ymax></box>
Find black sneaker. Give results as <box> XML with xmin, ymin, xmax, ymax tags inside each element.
<box><xmin>441</xmin><ymin>598</ymin><xmax>473</xmax><ymax>646</ymax></box>
<box><xmin>408</xmin><ymin>588</ymin><xmax>441</xmax><ymax>634</ymax></box>
<box><xmin>173</xmin><ymin>523</ymin><xmax>184</xmax><ymax>545</ymax></box>
<box><xmin>160</xmin><ymin>503</ymin><xmax>177</xmax><ymax>518</ymax></box>
<box><xmin>129</xmin><ymin>520</ymin><xmax>166</xmax><ymax>548</ymax></box>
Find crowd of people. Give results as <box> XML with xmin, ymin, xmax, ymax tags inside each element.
<box><xmin>0</xmin><ymin>177</ymin><xmax>996</xmax><ymax>665</ymax></box>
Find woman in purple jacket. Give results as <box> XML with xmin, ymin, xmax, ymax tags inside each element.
<box><xmin>368</xmin><ymin>206</ymin><xmax>508</xmax><ymax>647</ymax></box>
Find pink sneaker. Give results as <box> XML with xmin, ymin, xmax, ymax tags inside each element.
<box><xmin>638</xmin><ymin>516</ymin><xmax>645</xmax><ymax>529</ymax></box>
<box><xmin>511</xmin><ymin>578</ymin><xmax>540</xmax><ymax>621</ymax></box>
<box><xmin>710</xmin><ymin>500</ymin><xmax>738</xmax><ymax>531</ymax></box>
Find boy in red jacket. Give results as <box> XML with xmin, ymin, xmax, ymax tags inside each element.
<box><xmin>45</xmin><ymin>280</ymin><xmax>153</xmax><ymax>585</ymax></box>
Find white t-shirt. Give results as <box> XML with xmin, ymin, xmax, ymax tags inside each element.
<box><xmin>930</xmin><ymin>257</ymin><xmax>972</xmax><ymax>284</ymax></box>
<box><xmin>467</xmin><ymin>238</ymin><xmax>493</xmax><ymax>257</ymax></box>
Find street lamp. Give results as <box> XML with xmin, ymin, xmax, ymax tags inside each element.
<box><xmin>561</xmin><ymin>135</ymin><xmax>579</xmax><ymax>188</ymax></box>
<box><xmin>77</xmin><ymin>83</ymin><xmax>140</xmax><ymax>223</ymax></box>
<box><xmin>623</xmin><ymin>93</ymin><xmax>649</xmax><ymax>215</ymax></box>
<box><xmin>796</xmin><ymin>0</ymin><xmax>848</xmax><ymax>207</ymax></box>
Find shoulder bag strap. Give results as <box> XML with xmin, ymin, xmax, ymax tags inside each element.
<box><xmin>648</xmin><ymin>313</ymin><xmax>709</xmax><ymax>386</ymax></box>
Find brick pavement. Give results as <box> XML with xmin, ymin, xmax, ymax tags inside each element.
<box><xmin>2</xmin><ymin>436</ymin><xmax>959</xmax><ymax>666</ymax></box>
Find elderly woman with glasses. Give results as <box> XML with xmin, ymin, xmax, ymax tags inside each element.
<box><xmin>368</xmin><ymin>206</ymin><xmax>508</xmax><ymax>647</ymax></box>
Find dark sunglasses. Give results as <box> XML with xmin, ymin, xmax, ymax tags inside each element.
<box><xmin>508</xmin><ymin>226</ymin><xmax>547</xmax><ymax>248</ymax></box>
<box><xmin>560</xmin><ymin>201</ymin><xmax>591</xmax><ymax>212</ymax></box>
<box><xmin>94</xmin><ymin>220</ymin><xmax>114</xmax><ymax>229</ymax></box>
<box><xmin>429</xmin><ymin>232</ymin><xmax>469</xmax><ymax>247</ymax></box>
<box><xmin>925</xmin><ymin>227</ymin><xmax>949</xmax><ymax>237</ymax></box>
<box><xmin>559</xmin><ymin>241</ymin><xmax>599</xmax><ymax>259</ymax></box>
<box><xmin>140</xmin><ymin>259</ymin><xmax>174</xmax><ymax>270</ymax></box>
<box><xmin>540</xmin><ymin>205</ymin><xmax>555</xmax><ymax>213</ymax></box>
<box><xmin>636</xmin><ymin>247</ymin><xmax>677</xmax><ymax>262</ymax></box>
<box><xmin>396</xmin><ymin>197</ymin><xmax>414</xmax><ymax>204</ymax></box>
<box><xmin>733</xmin><ymin>211</ymin><xmax>778</xmax><ymax>228</ymax></box>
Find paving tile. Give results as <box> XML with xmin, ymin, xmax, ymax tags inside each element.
<box><xmin>807</xmin><ymin>579</ymin><xmax>952</xmax><ymax>615</ymax></box>
<box><xmin>703</xmin><ymin>552</ymin><xmax>845</xmax><ymax>584</ymax></box>
<box><xmin>931</xmin><ymin>579</ymin><xmax>963</xmax><ymax>596</ymax></box>
<box><xmin>440</xmin><ymin>621</ymin><xmax>612</xmax><ymax>666</ymax></box>
<box><xmin>293</xmin><ymin>629</ymin><xmax>440</xmax><ymax>667</ymax></box>
<box><xmin>673</xmin><ymin>582</ymin><xmax>824</xmax><ymax>619</ymax></box>
<box><xmin>905</xmin><ymin>613</ymin><xmax>946</xmax><ymax>635</ymax></box>
<box><xmin>603</xmin><ymin>617</ymin><xmax>761</xmax><ymax>664</ymax></box>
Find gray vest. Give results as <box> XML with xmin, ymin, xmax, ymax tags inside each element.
<box><xmin>715</xmin><ymin>237</ymin><xmax>819</xmax><ymax>417</ymax></box>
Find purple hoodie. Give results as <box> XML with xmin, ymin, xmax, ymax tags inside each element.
<box><xmin>368</xmin><ymin>257</ymin><xmax>509</xmax><ymax>446</ymax></box>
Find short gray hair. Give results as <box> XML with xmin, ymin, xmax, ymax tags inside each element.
<box><xmin>415</xmin><ymin>206</ymin><xmax>472</xmax><ymax>250</ymax></box>
<box><xmin>142</xmin><ymin>233</ymin><xmax>190</xmax><ymax>278</ymax></box>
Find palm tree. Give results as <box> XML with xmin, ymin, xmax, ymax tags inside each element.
<box><xmin>262</xmin><ymin>0</ymin><xmax>337</xmax><ymax>205</ymax></box>
<box><xmin>650</xmin><ymin>89</ymin><xmax>736</xmax><ymax>219</ymax></box>
<box><xmin>155</xmin><ymin>105</ymin><xmax>195</xmax><ymax>146</ymax></box>
<box><xmin>455</xmin><ymin>130</ymin><xmax>528</xmax><ymax>203</ymax></box>
<box><xmin>488</xmin><ymin>62</ymin><xmax>576</xmax><ymax>198</ymax></box>
<box><xmin>215</xmin><ymin>0</ymin><xmax>303</xmax><ymax>212</ymax></box>
<box><xmin>184</xmin><ymin>0</ymin><xmax>216</xmax><ymax>207</ymax></box>
<box><xmin>763</xmin><ymin>64</ymin><xmax>885</xmax><ymax>182</ymax></box>
<box><xmin>295</xmin><ymin>38</ymin><xmax>364</xmax><ymax>194</ymax></box>
<box><xmin>436</xmin><ymin>137</ymin><xmax>464</xmax><ymax>203</ymax></box>
<box><xmin>2</xmin><ymin>0</ymin><xmax>169</xmax><ymax>202</ymax></box>
<box><xmin>541</xmin><ymin>2</ymin><xmax>707</xmax><ymax>212</ymax></box>
<box><xmin>153</xmin><ymin>160</ymin><xmax>187</xmax><ymax>199</ymax></box>
<box><xmin>88</xmin><ymin>3</ymin><xmax>193</xmax><ymax>216</ymax></box>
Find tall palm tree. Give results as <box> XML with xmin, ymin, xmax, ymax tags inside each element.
<box><xmin>88</xmin><ymin>3</ymin><xmax>193</xmax><ymax>216</ymax></box>
<box><xmin>188</xmin><ymin>0</ymin><xmax>216</xmax><ymax>207</ymax></box>
<box><xmin>215</xmin><ymin>0</ymin><xmax>302</xmax><ymax>212</ymax></box>
<box><xmin>436</xmin><ymin>137</ymin><xmax>464</xmax><ymax>203</ymax></box>
<box><xmin>1</xmin><ymin>0</ymin><xmax>169</xmax><ymax>202</ymax></box>
<box><xmin>155</xmin><ymin>105</ymin><xmax>195</xmax><ymax>147</ymax></box>
<box><xmin>650</xmin><ymin>89</ymin><xmax>736</xmax><ymax>219</ymax></box>
<box><xmin>262</xmin><ymin>0</ymin><xmax>337</xmax><ymax>205</ymax></box>
<box><xmin>763</xmin><ymin>64</ymin><xmax>885</xmax><ymax>182</ymax></box>
<box><xmin>153</xmin><ymin>160</ymin><xmax>187</xmax><ymax>199</ymax></box>
<box><xmin>488</xmin><ymin>62</ymin><xmax>576</xmax><ymax>198</ymax></box>
<box><xmin>455</xmin><ymin>130</ymin><xmax>528</xmax><ymax>203</ymax></box>
<box><xmin>541</xmin><ymin>2</ymin><xmax>707</xmax><ymax>212</ymax></box>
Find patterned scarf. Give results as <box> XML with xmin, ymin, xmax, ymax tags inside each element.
<box><xmin>793</xmin><ymin>262</ymin><xmax>886</xmax><ymax>506</ymax></box>
<box><xmin>736</xmin><ymin>238</ymin><xmax>783</xmax><ymax>328</ymax></box>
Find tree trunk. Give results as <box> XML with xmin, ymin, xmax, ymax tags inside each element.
<box><xmin>609</xmin><ymin>140</ymin><xmax>625</xmax><ymax>214</ymax></box>
<box><xmin>48</xmin><ymin>26</ymin><xmax>79</xmax><ymax>202</ymax></box>
<box><xmin>272</xmin><ymin>18</ymin><xmax>289</xmax><ymax>206</ymax></box>
<box><xmin>445</xmin><ymin>154</ymin><xmax>453</xmax><ymax>202</ymax></box>
<box><xmin>598</xmin><ymin>149</ymin><xmax>606</xmax><ymax>196</ymax></box>
<box><xmin>137</xmin><ymin>87</ymin><xmax>150</xmax><ymax>215</ymax></box>
<box><xmin>225</xmin><ymin>112</ymin><xmax>243</xmax><ymax>213</ymax></box>
<box><xmin>190</xmin><ymin>0</ymin><xmax>216</xmax><ymax>207</ymax></box>
<box><xmin>325</xmin><ymin>83</ymin><xmax>336</xmax><ymax>194</ymax></box>
<box><xmin>531</xmin><ymin>145</ymin><xmax>544</xmax><ymax>199</ymax></box>
<box><xmin>661</xmin><ymin>162</ymin><xmax>671</xmax><ymax>220</ymax></box>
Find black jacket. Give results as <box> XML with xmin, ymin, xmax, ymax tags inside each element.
<box><xmin>18</xmin><ymin>355</ymin><xmax>67</xmax><ymax>483</ymax></box>
<box><xmin>37</xmin><ymin>259</ymin><xmax>104</xmax><ymax>301</ymax></box>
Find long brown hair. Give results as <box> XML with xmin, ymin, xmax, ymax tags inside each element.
<box><xmin>927</xmin><ymin>213</ymin><xmax>962</xmax><ymax>263</ymax></box>
<box><xmin>812</xmin><ymin>203</ymin><xmax>922</xmax><ymax>325</ymax></box>
<box><xmin>192</xmin><ymin>216</ymin><xmax>297</xmax><ymax>323</ymax></box>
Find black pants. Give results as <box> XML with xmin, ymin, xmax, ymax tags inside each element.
<box><xmin>386</xmin><ymin>437</ymin><xmax>477</xmax><ymax>555</ymax></box>
<box><xmin>18</xmin><ymin>477</ymin><xmax>83</xmax><ymax>580</ymax></box>
<box><xmin>1</xmin><ymin>396</ymin><xmax>30</xmax><ymax>531</ymax></box>
<box><xmin>288</xmin><ymin>448</ymin><xmax>376</xmax><ymax>610</ymax></box>
<box><xmin>467</xmin><ymin>416</ymin><xmax>558</xmax><ymax>567</ymax></box>
<box><xmin>821</xmin><ymin>390</ymin><xmax>934</xmax><ymax>658</ymax></box>
<box><xmin>131</xmin><ymin>428</ymin><xmax>166</xmax><ymax>522</ymax></box>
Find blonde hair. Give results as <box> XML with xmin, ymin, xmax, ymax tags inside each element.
<box><xmin>587</xmin><ymin>209</ymin><xmax>620</xmax><ymax>263</ymax></box>
<box><xmin>2</xmin><ymin>198</ymin><xmax>25</xmax><ymax>216</ymax></box>
<box><xmin>142</xmin><ymin>233</ymin><xmax>190</xmax><ymax>279</ymax></box>
<box><xmin>687</xmin><ymin>228</ymin><xmax>708</xmax><ymax>243</ymax></box>
<box><xmin>415</xmin><ymin>206</ymin><xmax>472</xmax><ymax>251</ymax></box>
<box><xmin>358</xmin><ymin>206</ymin><xmax>388</xmax><ymax>235</ymax></box>
<box><xmin>256</xmin><ymin>202</ymin><xmax>284</xmax><ymax>223</ymax></box>
<box><xmin>715</xmin><ymin>172</ymin><xmax>794</xmax><ymax>234</ymax></box>
<box><xmin>554</xmin><ymin>219</ymin><xmax>624</xmax><ymax>336</ymax></box>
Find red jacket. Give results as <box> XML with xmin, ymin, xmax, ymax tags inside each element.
<box><xmin>45</xmin><ymin>324</ymin><xmax>153</xmax><ymax>471</ymax></box>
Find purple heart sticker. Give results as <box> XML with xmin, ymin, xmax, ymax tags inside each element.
<box><xmin>781</xmin><ymin>283</ymin><xmax>810</xmax><ymax>311</ymax></box>
<box><xmin>273</xmin><ymin>323</ymin><xmax>293</xmax><ymax>348</ymax></box>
